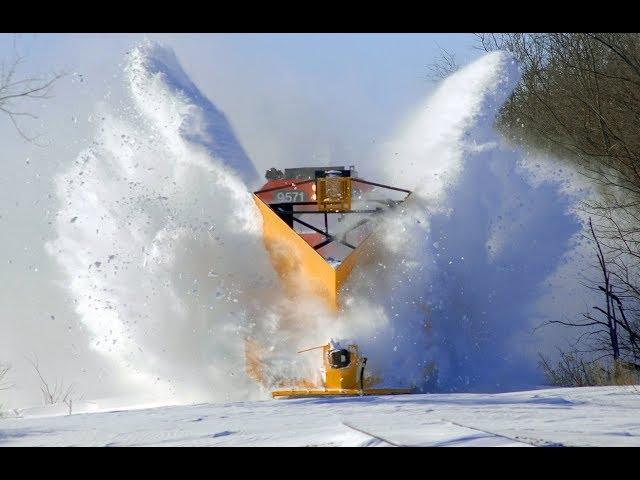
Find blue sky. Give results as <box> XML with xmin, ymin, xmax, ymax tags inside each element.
<box><xmin>1</xmin><ymin>33</ymin><xmax>482</xmax><ymax>172</ymax></box>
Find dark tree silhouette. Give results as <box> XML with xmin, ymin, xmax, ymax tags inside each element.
<box><xmin>1</xmin><ymin>42</ymin><xmax>64</xmax><ymax>143</ymax></box>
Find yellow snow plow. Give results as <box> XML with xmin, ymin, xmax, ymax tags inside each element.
<box><xmin>248</xmin><ymin>166</ymin><xmax>415</xmax><ymax>398</ymax></box>
<box><xmin>271</xmin><ymin>343</ymin><xmax>413</xmax><ymax>398</ymax></box>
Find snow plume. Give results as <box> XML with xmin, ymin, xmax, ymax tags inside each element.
<box><xmin>126</xmin><ymin>41</ymin><xmax>260</xmax><ymax>187</ymax></box>
<box><xmin>341</xmin><ymin>52</ymin><xmax>585</xmax><ymax>392</ymax></box>
<box><xmin>47</xmin><ymin>40</ymin><xmax>278</xmax><ymax>403</ymax></box>
<box><xmin>45</xmin><ymin>40</ymin><xmax>369</xmax><ymax>404</ymax></box>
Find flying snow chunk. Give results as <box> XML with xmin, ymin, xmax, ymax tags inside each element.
<box><xmin>126</xmin><ymin>40</ymin><xmax>260</xmax><ymax>186</ymax></box>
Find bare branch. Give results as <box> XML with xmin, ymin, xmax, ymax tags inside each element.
<box><xmin>0</xmin><ymin>43</ymin><xmax>66</xmax><ymax>144</ymax></box>
<box><xmin>0</xmin><ymin>363</ymin><xmax>11</xmax><ymax>392</ymax></box>
<box><xmin>26</xmin><ymin>355</ymin><xmax>75</xmax><ymax>407</ymax></box>
<box><xmin>426</xmin><ymin>46</ymin><xmax>459</xmax><ymax>81</ymax></box>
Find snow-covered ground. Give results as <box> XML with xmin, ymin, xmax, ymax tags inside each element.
<box><xmin>1</xmin><ymin>386</ymin><xmax>639</xmax><ymax>446</ymax></box>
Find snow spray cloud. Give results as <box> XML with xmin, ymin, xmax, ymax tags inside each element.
<box><xmin>340</xmin><ymin>52</ymin><xmax>584</xmax><ymax>392</ymax></box>
<box><xmin>46</xmin><ymin>40</ymin><xmax>288</xmax><ymax>403</ymax></box>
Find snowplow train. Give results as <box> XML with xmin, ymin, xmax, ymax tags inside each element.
<box><xmin>248</xmin><ymin>166</ymin><xmax>414</xmax><ymax>399</ymax></box>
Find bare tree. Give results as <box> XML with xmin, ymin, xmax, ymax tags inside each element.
<box><xmin>538</xmin><ymin>349</ymin><xmax>608</xmax><ymax>387</ymax></box>
<box><xmin>427</xmin><ymin>46</ymin><xmax>459</xmax><ymax>81</ymax></box>
<box><xmin>0</xmin><ymin>363</ymin><xmax>12</xmax><ymax>413</ymax></box>
<box><xmin>0</xmin><ymin>39</ymin><xmax>65</xmax><ymax>143</ymax></box>
<box><xmin>476</xmin><ymin>33</ymin><xmax>640</xmax><ymax>384</ymax></box>
<box><xmin>538</xmin><ymin>218</ymin><xmax>639</xmax><ymax>384</ymax></box>
<box><xmin>26</xmin><ymin>356</ymin><xmax>74</xmax><ymax>413</ymax></box>
<box><xmin>0</xmin><ymin>364</ymin><xmax>10</xmax><ymax>391</ymax></box>
<box><xmin>477</xmin><ymin>33</ymin><xmax>640</xmax><ymax>203</ymax></box>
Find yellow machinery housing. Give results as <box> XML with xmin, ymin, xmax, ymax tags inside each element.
<box><xmin>316</xmin><ymin>173</ymin><xmax>352</xmax><ymax>212</ymax></box>
<box><xmin>249</xmin><ymin>167</ymin><xmax>414</xmax><ymax>398</ymax></box>
<box><xmin>271</xmin><ymin>343</ymin><xmax>412</xmax><ymax>398</ymax></box>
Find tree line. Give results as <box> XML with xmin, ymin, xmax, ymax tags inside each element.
<box><xmin>478</xmin><ymin>33</ymin><xmax>640</xmax><ymax>385</ymax></box>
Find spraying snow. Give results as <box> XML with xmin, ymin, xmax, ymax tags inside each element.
<box><xmin>340</xmin><ymin>51</ymin><xmax>584</xmax><ymax>392</ymax></box>
<box><xmin>45</xmin><ymin>41</ymin><xmax>375</xmax><ymax>403</ymax></box>
<box><xmin>46</xmin><ymin>40</ymin><xmax>281</xmax><ymax>403</ymax></box>
<box><xmin>39</xmin><ymin>42</ymin><xmax>588</xmax><ymax>407</ymax></box>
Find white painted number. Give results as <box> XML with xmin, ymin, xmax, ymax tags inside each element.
<box><xmin>275</xmin><ymin>190</ymin><xmax>305</xmax><ymax>203</ymax></box>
